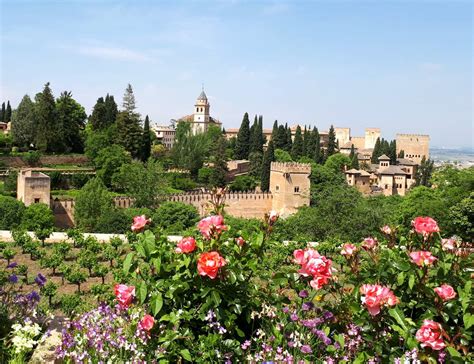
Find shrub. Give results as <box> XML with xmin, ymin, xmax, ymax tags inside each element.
<box><xmin>22</xmin><ymin>151</ymin><xmax>42</xmax><ymax>167</ymax></box>
<box><xmin>152</xmin><ymin>201</ymin><xmax>200</xmax><ymax>234</ymax></box>
<box><xmin>0</xmin><ymin>196</ymin><xmax>25</xmax><ymax>230</ymax></box>
<box><xmin>21</xmin><ymin>203</ymin><xmax>54</xmax><ymax>233</ymax></box>
<box><xmin>229</xmin><ymin>175</ymin><xmax>257</xmax><ymax>192</ymax></box>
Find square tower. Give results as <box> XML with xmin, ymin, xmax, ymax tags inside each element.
<box><xmin>365</xmin><ymin>128</ymin><xmax>381</xmax><ymax>149</ymax></box>
<box><xmin>17</xmin><ymin>169</ymin><xmax>51</xmax><ymax>207</ymax></box>
<box><xmin>334</xmin><ymin>127</ymin><xmax>351</xmax><ymax>147</ymax></box>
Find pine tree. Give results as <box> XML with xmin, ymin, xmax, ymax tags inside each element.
<box><xmin>261</xmin><ymin>140</ymin><xmax>274</xmax><ymax>192</ymax></box>
<box><xmin>285</xmin><ymin>124</ymin><xmax>292</xmax><ymax>152</ymax></box>
<box><xmin>291</xmin><ymin>125</ymin><xmax>304</xmax><ymax>160</ymax></box>
<box><xmin>116</xmin><ymin>84</ymin><xmax>143</xmax><ymax>158</ymax></box>
<box><xmin>122</xmin><ymin>84</ymin><xmax>138</xmax><ymax>115</ymax></box>
<box><xmin>5</xmin><ymin>101</ymin><xmax>12</xmax><ymax>122</ymax></box>
<box><xmin>141</xmin><ymin>115</ymin><xmax>151</xmax><ymax>162</ymax></box>
<box><xmin>371</xmin><ymin>138</ymin><xmax>381</xmax><ymax>163</ymax></box>
<box><xmin>89</xmin><ymin>97</ymin><xmax>107</xmax><ymax>130</ymax></box>
<box><xmin>0</xmin><ymin>102</ymin><xmax>5</xmax><ymax>121</ymax></box>
<box><xmin>312</xmin><ymin>127</ymin><xmax>321</xmax><ymax>163</ymax></box>
<box><xmin>327</xmin><ymin>125</ymin><xmax>337</xmax><ymax>156</ymax></box>
<box><xmin>11</xmin><ymin>95</ymin><xmax>35</xmax><ymax>148</ymax></box>
<box><xmin>234</xmin><ymin>112</ymin><xmax>251</xmax><ymax>159</ymax></box>
<box><xmin>104</xmin><ymin>94</ymin><xmax>118</xmax><ymax>126</ymax></box>
<box><xmin>34</xmin><ymin>82</ymin><xmax>57</xmax><ymax>152</ymax></box>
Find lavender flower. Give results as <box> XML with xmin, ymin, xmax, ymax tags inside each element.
<box><xmin>298</xmin><ymin>290</ymin><xmax>309</xmax><ymax>298</ymax></box>
<box><xmin>301</xmin><ymin>302</ymin><xmax>314</xmax><ymax>311</ymax></box>
<box><xmin>34</xmin><ymin>273</ymin><xmax>47</xmax><ymax>287</ymax></box>
<box><xmin>300</xmin><ymin>345</ymin><xmax>312</xmax><ymax>354</ymax></box>
<box><xmin>241</xmin><ymin>340</ymin><xmax>251</xmax><ymax>350</ymax></box>
<box><xmin>9</xmin><ymin>274</ymin><xmax>18</xmax><ymax>283</ymax></box>
<box><xmin>290</xmin><ymin>312</ymin><xmax>299</xmax><ymax>321</ymax></box>
<box><xmin>7</xmin><ymin>262</ymin><xmax>18</xmax><ymax>268</ymax></box>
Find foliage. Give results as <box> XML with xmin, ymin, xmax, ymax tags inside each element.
<box><xmin>55</xmin><ymin>91</ymin><xmax>87</xmax><ymax>153</ymax></box>
<box><xmin>260</xmin><ymin>140</ymin><xmax>275</xmax><ymax>192</ymax></box>
<box><xmin>274</xmin><ymin>148</ymin><xmax>293</xmax><ymax>162</ymax></box>
<box><xmin>415</xmin><ymin>156</ymin><xmax>435</xmax><ymax>187</ymax></box>
<box><xmin>22</xmin><ymin>150</ymin><xmax>41</xmax><ymax>167</ymax></box>
<box><xmin>234</xmin><ymin>112</ymin><xmax>251</xmax><ymax>159</ymax></box>
<box><xmin>33</xmin><ymin>82</ymin><xmax>56</xmax><ymax>152</ymax></box>
<box><xmin>21</xmin><ymin>203</ymin><xmax>54</xmax><ymax>232</ymax></box>
<box><xmin>229</xmin><ymin>175</ymin><xmax>257</xmax><ymax>192</ymax></box>
<box><xmin>10</xmin><ymin>95</ymin><xmax>35</xmax><ymax>148</ymax></box>
<box><xmin>447</xmin><ymin>192</ymin><xmax>473</xmax><ymax>241</ymax></box>
<box><xmin>94</xmin><ymin>144</ymin><xmax>131</xmax><ymax>187</ymax></box>
<box><xmin>141</xmin><ymin>115</ymin><xmax>152</xmax><ymax>162</ymax></box>
<box><xmin>291</xmin><ymin>125</ymin><xmax>304</xmax><ymax>160</ymax></box>
<box><xmin>324</xmin><ymin>153</ymin><xmax>351</xmax><ymax>174</ymax></box>
<box><xmin>152</xmin><ymin>201</ymin><xmax>200</xmax><ymax>234</ymax></box>
<box><xmin>0</xmin><ymin>196</ymin><xmax>25</xmax><ymax>230</ymax></box>
<box><xmin>326</xmin><ymin>125</ymin><xmax>337</xmax><ymax>156</ymax></box>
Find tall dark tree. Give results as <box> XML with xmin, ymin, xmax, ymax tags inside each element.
<box><xmin>89</xmin><ymin>97</ymin><xmax>107</xmax><ymax>130</ymax></box>
<box><xmin>5</xmin><ymin>101</ymin><xmax>12</xmax><ymax>122</ymax></box>
<box><xmin>234</xmin><ymin>112</ymin><xmax>251</xmax><ymax>159</ymax></box>
<box><xmin>302</xmin><ymin>126</ymin><xmax>309</xmax><ymax>157</ymax></box>
<box><xmin>312</xmin><ymin>127</ymin><xmax>321</xmax><ymax>163</ymax></box>
<box><xmin>249</xmin><ymin>115</ymin><xmax>259</xmax><ymax>154</ymax></box>
<box><xmin>371</xmin><ymin>138</ymin><xmax>381</xmax><ymax>163</ymax></box>
<box><xmin>389</xmin><ymin>140</ymin><xmax>397</xmax><ymax>164</ymax></box>
<box><xmin>56</xmin><ymin>91</ymin><xmax>87</xmax><ymax>153</ymax></box>
<box><xmin>271</xmin><ymin>120</ymin><xmax>279</xmax><ymax>144</ymax></box>
<box><xmin>275</xmin><ymin>125</ymin><xmax>287</xmax><ymax>150</ymax></box>
<box><xmin>398</xmin><ymin>150</ymin><xmax>405</xmax><ymax>158</ymax></box>
<box><xmin>291</xmin><ymin>125</ymin><xmax>304</xmax><ymax>160</ymax></box>
<box><xmin>141</xmin><ymin>115</ymin><xmax>152</xmax><ymax>162</ymax></box>
<box><xmin>415</xmin><ymin>157</ymin><xmax>434</xmax><ymax>187</ymax></box>
<box><xmin>116</xmin><ymin>84</ymin><xmax>143</xmax><ymax>158</ymax></box>
<box><xmin>349</xmin><ymin>144</ymin><xmax>356</xmax><ymax>161</ymax></box>
<box><xmin>0</xmin><ymin>102</ymin><xmax>5</xmax><ymax>121</ymax></box>
<box><xmin>327</xmin><ymin>125</ymin><xmax>337</xmax><ymax>156</ymax></box>
<box><xmin>351</xmin><ymin>153</ymin><xmax>360</xmax><ymax>169</ymax></box>
<box><xmin>11</xmin><ymin>95</ymin><xmax>35</xmax><ymax>148</ymax></box>
<box><xmin>104</xmin><ymin>94</ymin><xmax>118</xmax><ymax>126</ymax></box>
<box><xmin>261</xmin><ymin>140</ymin><xmax>275</xmax><ymax>192</ymax></box>
<box><xmin>34</xmin><ymin>82</ymin><xmax>57</xmax><ymax>152</ymax></box>
<box><xmin>285</xmin><ymin>124</ymin><xmax>292</xmax><ymax>152</ymax></box>
<box><xmin>258</xmin><ymin>115</ymin><xmax>265</xmax><ymax>150</ymax></box>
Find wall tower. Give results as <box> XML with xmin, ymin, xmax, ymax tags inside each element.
<box><xmin>365</xmin><ymin>128</ymin><xmax>381</xmax><ymax>149</ymax></box>
<box><xmin>192</xmin><ymin>89</ymin><xmax>210</xmax><ymax>134</ymax></box>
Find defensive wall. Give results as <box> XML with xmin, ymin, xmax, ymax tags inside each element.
<box><xmin>0</xmin><ymin>155</ymin><xmax>90</xmax><ymax>168</ymax></box>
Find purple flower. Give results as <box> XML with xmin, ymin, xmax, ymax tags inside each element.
<box><xmin>300</xmin><ymin>345</ymin><xmax>312</xmax><ymax>354</ymax></box>
<box><xmin>313</xmin><ymin>329</ymin><xmax>332</xmax><ymax>345</ymax></box>
<box><xmin>241</xmin><ymin>340</ymin><xmax>251</xmax><ymax>350</ymax></box>
<box><xmin>290</xmin><ymin>312</ymin><xmax>299</xmax><ymax>321</ymax></box>
<box><xmin>35</xmin><ymin>273</ymin><xmax>47</xmax><ymax>287</ymax></box>
<box><xmin>298</xmin><ymin>290</ymin><xmax>309</xmax><ymax>298</ymax></box>
<box><xmin>7</xmin><ymin>262</ymin><xmax>18</xmax><ymax>268</ymax></box>
<box><xmin>301</xmin><ymin>302</ymin><xmax>314</xmax><ymax>311</ymax></box>
<box><xmin>9</xmin><ymin>274</ymin><xmax>18</xmax><ymax>283</ymax></box>
<box><xmin>282</xmin><ymin>306</ymin><xmax>290</xmax><ymax>314</ymax></box>
<box><xmin>322</xmin><ymin>311</ymin><xmax>334</xmax><ymax>321</ymax></box>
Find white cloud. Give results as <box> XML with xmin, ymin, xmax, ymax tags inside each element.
<box><xmin>75</xmin><ymin>45</ymin><xmax>152</xmax><ymax>62</ymax></box>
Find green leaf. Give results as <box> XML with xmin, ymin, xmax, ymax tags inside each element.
<box><xmin>463</xmin><ymin>313</ymin><xmax>474</xmax><ymax>329</ymax></box>
<box><xmin>180</xmin><ymin>349</ymin><xmax>192</xmax><ymax>362</ymax></box>
<box><xmin>150</xmin><ymin>292</ymin><xmax>163</xmax><ymax>316</ymax></box>
<box><xmin>447</xmin><ymin>347</ymin><xmax>462</xmax><ymax>358</ymax></box>
<box><xmin>397</xmin><ymin>272</ymin><xmax>405</xmax><ymax>286</ymax></box>
<box><xmin>211</xmin><ymin>290</ymin><xmax>221</xmax><ymax>305</ymax></box>
<box><xmin>388</xmin><ymin>308</ymin><xmax>409</xmax><ymax>332</ymax></box>
<box><xmin>408</xmin><ymin>274</ymin><xmax>415</xmax><ymax>290</ymax></box>
<box><xmin>138</xmin><ymin>281</ymin><xmax>147</xmax><ymax>304</ymax></box>
<box><xmin>123</xmin><ymin>252</ymin><xmax>134</xmax><ymax>274</ymax></box>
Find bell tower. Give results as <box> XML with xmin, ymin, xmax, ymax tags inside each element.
<box><xmin>192</xmin><ymin>88</ymin><xmax>210</xmax><ymax>134</ymax></box>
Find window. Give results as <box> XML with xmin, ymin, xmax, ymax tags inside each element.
<box><xmin>294</xmin><ymin>186</ymin><xmax>300</xmax><ymax>193</ymax></box>
<box><xmin>34</xmin><ymin>198</ymin><xmax>40</xmax><ymax>203</ymax></box>
<box><xmin>275</xmin><ymin>185</ymin><xmax>280</xmax><ymax>191</ymax></box>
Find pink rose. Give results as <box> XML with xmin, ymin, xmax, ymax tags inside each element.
<box><xmin>434</xmin><ymin>284</ymin><xmax>456</xmax><ymax>301</ymax></box>
<box><xmin>235</xmin><ymin>236</ymin><xmax>245</xmax><ymax>247</ymax></box>
<box><xmin>412</xmin><ymin>217</ymin><xmax>440</xmax><ymax>235</ymax></box>
<box><xmin>441</xmin><ymin>238</ymin><xmax>456</xmax><ymax>251</ymax></box>
<box><xmin>197</xmin><ymin>251</ymin><xmax>227</xmax><ymax>279</ymax></box>
<box><xmin>310</xmin><ymin>276</ymin><xmax>330</xmax><ymax>290</ymax></box>
<box><xmin>381</xmin><ymin>225</ymin><xmax>392</xmax><ymax>235</ymax></box>
<box><xmin>198</xmin><ymin>215</ymin><xmax>227</xmax><ymax>240</ymax></box>
<box><xmin>362</xmin><ymin>237</ymin><xmax>378</xmax><ymax>250</ymax></box>
<box><xmin>176</xmin><ymin>237</ymin><xmax>196</xmax><ymax>254</ymax></box>
<box><xmin>410</xmin><ymin>251</ymin><xmax>437</xmax><ymax>267</ymax></box>
<box><xmin>341</xmin><ymin>243</ymin><xmax>357</xmax><ymax>257</ymax></box>
<box><xmin>268</xmin><ymin>210</ymin><xmax>279</xmax><ymax>225</ymax></box>
<box><xmin>293</xmin><ymin>248</ymin><xmax>333</xmax><ymax>289</ymax></box>
<box><xmin>114</xmin><ymin>284</ymin><xmax>135</xmax><ymax>308</ymax></box>
<box><xmin>139</xmin><ymin>314</ymin><xmax>155</xmax><ymax>332</ymax></box>
<box><xmin>416</xmin><ymin>319</ymin><xmax>446</xmax><ymax>350</ymax></box>
<box><xmin>360</xmin><ymin>284</ymin><xmax>398</xmax><ymax>316</ymax></box>
<box><xmin>131</xmin><ymin>215</ymin><xmax>151</xmax><ymax>232</ymax></box>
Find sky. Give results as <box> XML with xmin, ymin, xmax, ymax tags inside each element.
<box><xmin>0</xmin><ymin>0</ymin><xmax>472</xmax><ymax>148</ymax></box>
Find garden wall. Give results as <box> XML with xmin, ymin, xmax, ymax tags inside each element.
<box><xmin>0</xmin><ymin>155</ymin><xmax>90</xmax><ymax>168</ymax></box>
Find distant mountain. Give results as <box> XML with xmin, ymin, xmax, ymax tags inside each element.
<box><xmin>430</xmin><ymin>147</ymin><xmax>474</xmax><ymax>166</ymax></box>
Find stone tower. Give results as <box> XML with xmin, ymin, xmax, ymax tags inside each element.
<box><xmin>365</xmin><ymin>128</ymin><xmax>381</xmax><ymax>149</ymax></box>
<box><xmin>269</xmin><ymin>162</ymin><xmax>311</xmax><ymax>218</ymax></box>
<box><xmin>335</xmin><ymin>127</ymin><xmax>351</xmax><ymax>147</ymax></box>
<box><xmin>17</xmin><ymin>169</ymin><xmax>51</xmax><ymax>207</ymax></box>
<box><xmin>396</xmin><ymin>134</ymin><xmax>430</xmax><ymax>164</ymax></box>
<box><xmin>192</xmin><ymin>90</ymin><xmax>210</xmax><ymax>134</ymax></box>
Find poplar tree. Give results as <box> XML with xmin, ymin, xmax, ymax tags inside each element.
<box><xmin>261</xmin><ymin>140</ymin><xmax>275</xmax><ymax>192</ymax></box>
<box><xmin>141</xmin><ymin>115</ymin><xmax>151</xmax><ymax>162</ymax></box>
<box><xmin>11</xmin><ymin>95</ymin><xmax>35</xmax><ymax>148</ymax></box>
<box><xmin>291</xmin><ymin>125</ymin><xmax>304</xmax><ymax>160</ymax></box>
<box><xmin>89</xmin><ymin>97</ymin><xmax>107</xmax><ymax>130</ymax></box>
<box><xmin>327</xmin><ymin>125</ymin><xmax>337</xmax><ymax>156</ymax></box>
<box><xmin>234</xmin><ymin>112</ymin><xmax>251</xmax><ymax>159</ymax></box>
<box><xmin>5</xmin><ymin>101</ymin><xmax>12</xmax><ymax>122</ymax></box>
<box><xmin>34</xmin><ymin>82</ymin><xmax>56</xmax><ymax>152</ymax></box>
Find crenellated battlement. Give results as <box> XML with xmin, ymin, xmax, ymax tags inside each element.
<box><xmin>270</xmin><ymin>162</ymin><xmax>311</xmax><ymax>174</ymax></box>
<box><xmin>396</xmin><ymin>134</ymin><xmax>430</xmax><ymax>138</ymax></box>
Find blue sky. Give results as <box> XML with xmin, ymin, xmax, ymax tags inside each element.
<box><xmin>0</xmin><ymin>0</ymin><xmax>472</xmax><ymax>148</ymax></box>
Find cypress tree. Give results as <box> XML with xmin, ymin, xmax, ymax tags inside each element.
<box><xmin>141</xmin><ymin>115</ymin><xmax>151</xmax><ymax>162</ymax></box>
<box><xmin>275</xmin><ymin>125</ymin><xmax>286</xmax><ymax>149</ymax></box>
<box><xmin>312</xmin><ymin>127</ymin><xmax>321</xmax><ymax>164</ymax></box>
<box><xmin>349</xmin><ymin>144</ymin><xmax>355</xmax><ymax>160</ymax></box>
<box><xmin>305</xmin><ymin>126</ymin><xmax>315</xmax><ymax>159</ymax></box>
<box><xmin>302</xmin><ymin>126</ymin><xmax>309</xmax><ymax>157</ymax></box>
<box><xmin>249</xmin><ymin>115</ymin><xmax>259</xmax><ymax>154</ymax></box>
<box><xmin>285</xmin><ymin>124</ymin><xmax>292</xmax><ymax>152</ymax></box>
<box><xmin>234</xmin><ymin>112</ymin><xmax>251</xmax><ymax>159</ymax></box>
<box><xmin>0</xmin><ymin>102</ymin><xmax>5</xmax><ymax>121</ymax></box>
<box><xmin>34</xmin><ymin>82</ymin><xmax>57</xmax><ymax>152</ymax></box>
<box><xmin>351</xmin><ymin>153</ymin><xmax>360</xmax><ymax>169</ymax></box>
<box><xmin>291</xmin><ymin>125</ymin><xmax>304</xmax><ymax>160</ymax></box>
<box><xmin>271</xmin><ymin>120</ymin><xmax>278</xmax><ymax>144</ymax></box>
<box><xmin>327</xmin><ymin>125</ymin><xmax>337</xmax><ymax>156</ymax></box>
<box><xmin>390</xmin><ymin>140</ymin><xmax>397</xmax><ymax>164</ymax></box>
<box><xmin>89</xmin><ymin>97</ymin><xmax>107</xmax><ymax>130</ymax></box>
<box><xmin>5</xmin><ymin>101</ymin><xmax>12</xmax><ymax>122</ymax></box>
<box><xmin>104</xmin><ymin>94</ymin><xmax>118</xmax><ymax>126</ymax></box>
<box><xmin>371</xmin><ymin>138</ymin><xmax>381</xmax><ymax>163</ymax></box>
<box><xmin>261</xmin><ymin>140</ymin><xmax>275</xmax><ymax>192</ymax></box>
<box><xmin>398</xmin><ymin>150</ymin><xmax>405</xmax><ymax>158</ymax></box>
<box><xmin>11</xmin><ymin>95</ymin><xmax>35</xmax><ymax>148</ymax></box>
<box><xmin>258</xmin><ymin>115</ymin><xmax>265</xmax><ymax>153</ymax></box>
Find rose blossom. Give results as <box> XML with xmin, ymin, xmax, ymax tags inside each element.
<box><xmin>412</xmin><ymin>217</ymin><xmax>440</xmax><ymax>235</ymax></box>
<box><xmin>175</xmin><ymin>237</ymin><xmax>196</xmax><ymax>254</ymax></box>
<box><xmin>235</xmin><ymin>236</ymin><xmax>245</xmax><ymax>247</ymax></box>
<box><xmin>434</xmin><ymin>284</ymin><xmax>456</xmax><ymax>301</ymax></box>
<box><xmin>268</xmin><ymin>210</ymin><xmax>279</xmax><ymax>225</ymax></box>
<box><xmin>441</xmin><ymin>238</ymin><xmax>456</xmax><ymax>251</ymax></box>
<box><xmin>198</xmin><ymin>215</ymin><xmax>227</xmax><ymax>239</ymax></box>
<box><xmin>381</xmin><ymin>225</ymin><xmax>392</xmax><ymax>235</ymax></box>
<box><xmin>139</xmin><ymin>314</ymin><xmax>155</xmax><ymax>331</ymax></box>
<box><xmin>410</xmin><ymin>251</ymin><xmax>437</xmax><ymax>267</ymax></box>
<box><xmin>114</xmin><ymin>284</ymin><xmax>135</xmax><ymax>307</ymax></box>
<box><xmin>415</xmin><ymin>320</ymin><xmax>446</xmax><ymax>350</ymax></box>
<box><xmin>362</xmin><ymin>237</ymin><xmax>378</xmax><ymax>250</ymax></box>
<box><xmin>197</xmin><ymin>251</ymin><xmax>227</xmax><ymax>279</ymax></box>
<box><xmin>341</xmin><ymin>243</ymin><xmax>357</xmax><ymax>257</ymax></box>
<box><xmin>294</xmin><ymin>248</ymin><xmax>333</xmax><ymax>289</ymax></box>
<box><xmin>360</xmin><ymin>284</ymin><xmax>398</xmax><ymax>316</ymax></box>
<box><xmin>131</xmin><ymin>215</ymin><xmax>151</xmax><ymax>232</ymax></box>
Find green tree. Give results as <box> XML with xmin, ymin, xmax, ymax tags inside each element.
<box><xmin>248</xmin><ymin>151</ymin><xmax>263</xmax><ymax>178</ymax></box>
<box><xmin>116</xmin><ymin>84</ymin><xmax>143</xmax><ymax>158</ymax></box>
<box><xmin>34</xmin><ymin>82</ymin><xmax>57</xmax><ymax>152</ymax></box>
<box><xmin>75</xmin><ymin>178</ymin><xmax>114</xmax><ymax>232</ymax></box>
<box><xmin>324</xmin><ymin>153</ymin><xmax>351</xmax><ymax>174</ymax></box>
<box><xmin>112</xmin><ymin>160</ymin><xmax>167</xmax><ymax>208</ymax></box>
<box><xmin>291</xmin><ymin>125</ymin><xmax>304</xmax><ymax>160</ymax></box>
<box><xmin>0</xmin><ymin>195</ymin><xmax>25</xmax><ymax>230</ymax></box>
<box><xmin>414</xmin><ymin>156</ymin><xmax>434</xmax><ymax>187</ymax></box>
<box><xmin>351</xmin><ymin>153</ymin><xmax>360</xmax><ymax>169</ymax></box>
<box><xmin>274</xmin><ymin>125</ymin><xmax>287</xmax><ymax>150</ymax></box>
<box><xmin>152</xmin><ymin>201</ymin><xmax>199</xmax><ymax>234</ymax></box>
<box><xmin>312</xmin><ymin>127</ymin><xmax>321</xmax><ymax>163</ymax></box>
<box><xmin>84</xmin><ymin>125</ymin><xmax>117</xmax><ymax>161</ymax></box>
<box><xmin>389</xmin><ymin>140</ymin><xmax>397</xmax><ymax>164</ymax></box>
<box><xmin>327</xmin><ymin>125</ymin><xmax>337</xmax><ymax>156</ymax></box>
<box><xmin>349</xmin><ymin>144</ymin><xmax>355</xmax><ymax>160</ymax></box>
<box><xmin>104</xmin><ymin>94</ymin><xmax>118</xmax><ymax>126</ymax></box>
<box><xmin>447</xmin><ymin>192</ymin><xmax>473</xmax><ymax>241</ymax></box>
<box><xmin>89</xmin><ymin>97</ymin><xmax>107</xmax><ymax>130</ymax></box>
<box><xmin>122</xmin><ymin>83</ymin><xmax>138</xmax><ymax>115</ymax></box>
<box><xmin>275</xmin><ymin>148</ymin><xmax>293</xmax><ymax>162</ymax></box>
<box><xmin>271</xmin><ymin>120</ymin><xmax>278</xmax><ymax>143</ymax></box>
<box><xmin>285</xmin><ymin>124</ymin><xmax>292</xmax><ymax>152</ymax></box>
<box><xmin>11</xmin><ymin>95</ymin><xmax>35</xmax><ymax>148</ymax></box>
<box><xmin>209</xmin><ymin>136</ymin><xmax>228</xmax><ymax>188</ymax></box>
<box><xmin>21</xmin><ymin>203</ymin><xmax>54</xmax><ymax>232</ymax></box>
<box><xmin>302</xmin><ymin>126</ymin><xmax>309</xmax><ymax>157</ymax></box>
<box><xmin>398</xmin><ymin>150</ymin><xmax>405</xmax><ymax>158</ymax></box>
<box><xmin>234</xmin><ymin>112</ymin><xmax>251</xmax><ymax>159</ymax></box>
<box><xmin>141</xmin><ymin>115</ymin><xmax>152</xmax><ymax>162</ymax></box>
<box><xmin>94</xmin><ymin>145</ymin><xmax>131</xmax><ymax>187</ymax></box>
<box><xmin>0</xmin><ymin>102</ymin><xmax>4</xmax><ymax>121</ymax></box>
<box><xmin>56</xmin><ymin>91</ymin><xmax>87</xmax><ymax>153</ymax></box>
<box><xmin>371</xmin><ymin>137</ymin><xmax>381</xmax><ymax>163</ymax></box>
<box><xmin>5</xmin><ymin>101</ymin><xmax>12</xmax><ymax>122</ymax></box>
<box><xmin>260</xmin><ymin>140</ymin><xmax>275</xmax><ymax>192</ymax></box>
<box><xmin>229</xmin><ymin>175</ymin><xmax>257</xmax><ymax>192</ymax></box>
